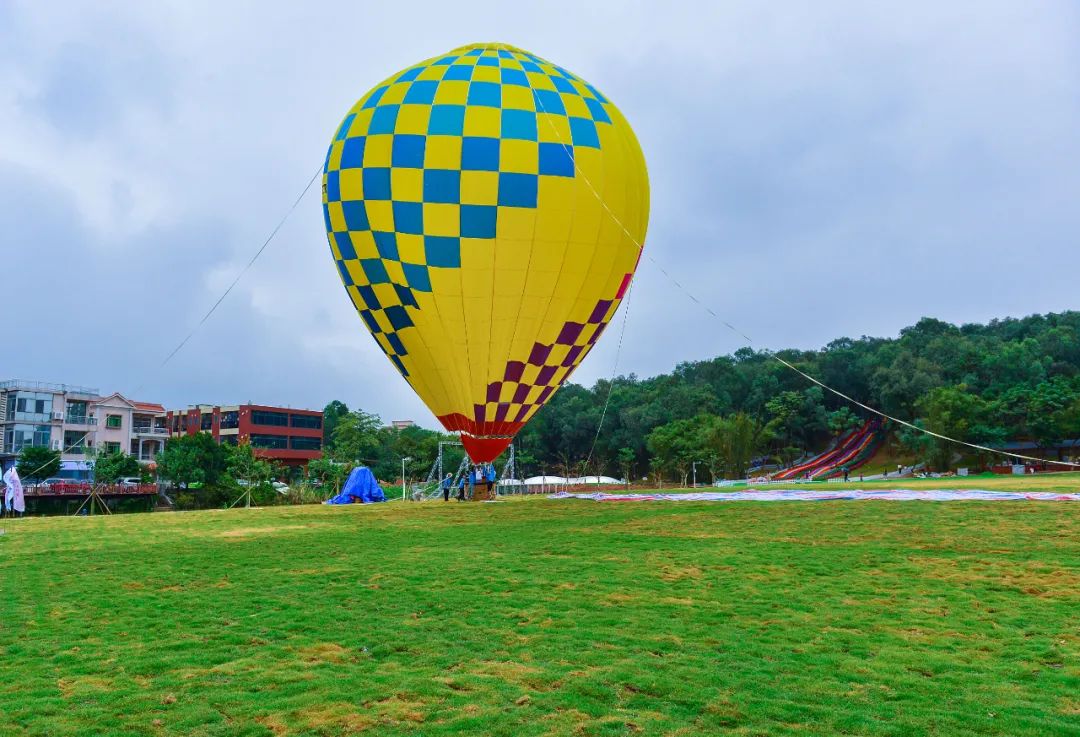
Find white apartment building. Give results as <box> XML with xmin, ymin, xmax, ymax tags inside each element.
<box><xmin>0</xmin><ymin>379</ymin><xmax>166</xmax><ymax>477</ymax></box>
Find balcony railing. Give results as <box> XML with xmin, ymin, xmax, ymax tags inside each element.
<box><xmin>132</xmin><ymin>426</ymin><xmax>169</xmax><ymax>436</ymax></box>
<box><xmin>65</xmin><ymin>415</ymin><xmax>98</xmax><ymax>426</ymax></box>
<box><xmin>7</xmin><ymin>412</ymin><xmax>53</xmax><ymax>423</ymax></box>
<box><xmin>2</xmin><ymin>441</ymin><xmax>52</xmax><ymax>454</ymax></box>
<box><xmin>0</xmin><ymin>379</ymin><xmax>99</xmax><ymax>395</ymax></box>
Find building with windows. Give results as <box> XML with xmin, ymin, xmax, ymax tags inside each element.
<box><xmin>0</xmin><ymin>379</ymin><xmax>165</xmax><ymax>476</ymax></box>
<box><xmin>161</xmin><ymin>403</ymin><xmax>323</xmax><ymax>467</ymax></box>
<box><xmin>94</xmin><ymin>394</ymin><xmax>168</xmax><ymax>463</ymax></box>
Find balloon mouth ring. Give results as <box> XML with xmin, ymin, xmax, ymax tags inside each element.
<box><xmin>459</xmin><ymin>434</ymin><xmax>515</xmax><ymax>464</ymax></box>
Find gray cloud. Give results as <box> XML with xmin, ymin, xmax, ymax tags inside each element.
<box><xmin>1</xmin><ymin>1</ymin><xmax>1078</xmax><ymax>426</ymax></box>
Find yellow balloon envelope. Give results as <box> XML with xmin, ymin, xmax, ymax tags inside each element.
<box><xmin>322</xmin><ymin>43</ymin><xmax>649</xmax><ymax>461</ymax></box>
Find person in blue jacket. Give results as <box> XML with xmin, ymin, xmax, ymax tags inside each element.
<box><xmin>484</xmin><ymin>463</ymin><xmax>496</xmax><ymax>496</ymax></box>
<box><xmin>441</xmin><ymin>473</ymin><xmax>452</xmax><ymax>502</ymax></box>
<box><xmin>457</xmin><ymin>471</ymin><xmax>467</xmax><ymax>501</ymax></box>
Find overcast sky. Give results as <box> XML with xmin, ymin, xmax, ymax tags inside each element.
<box><xmin>2</xmin><ymin>2</ymin><xmax>1078</xmax><ymax>424</ymax></box>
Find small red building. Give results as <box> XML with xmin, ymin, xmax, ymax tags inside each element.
<box><xmin>160</xmin><ymin>403</ymin><xmax>323</xmax><ymax>468</ymax></box>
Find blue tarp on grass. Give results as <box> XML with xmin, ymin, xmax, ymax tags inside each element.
<box><xmin>325</xmin><ymin>466</ymin><xmax>386</xmax><ymax>504</ymax></box>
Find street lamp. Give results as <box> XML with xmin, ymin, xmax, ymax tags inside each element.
<box><xmin>692</xmin><ymin>460</ymin><xmax>699</xmax><ymax>489</ymax></box>
<box><xmin>401</xmin><ymin>457</ymin><xmax>412</xmax><ymax>501</ymax></box>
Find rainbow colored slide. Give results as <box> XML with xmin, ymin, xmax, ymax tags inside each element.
<box><xmin>772</xmin><ymin>419</ymin><xmax>886</xmax><ymax>481</ymax></box>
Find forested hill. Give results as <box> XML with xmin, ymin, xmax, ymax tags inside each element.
<box><xmin>322</xmin><ymin>311</ymin><xmax>1080</xmax><ymax>482</ymax></box>
<box><xmin>513</xmin><ymin>310</ymin><xmax>1080</xmax><ymax>478</ymax></box>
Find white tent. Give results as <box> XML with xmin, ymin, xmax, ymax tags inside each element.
<box><xmin>519</xmin><ymin>475</ymin><xmax>624</xmax><ymax>486</ymax></box>
<box><xmin>569</xmin><ymin>475</ymin><xmax>624</xmax><ymax>485</ymax></box>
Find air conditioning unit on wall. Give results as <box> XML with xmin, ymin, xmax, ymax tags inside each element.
<box><xmin>53</xmin><ymin>412</ymin><xmax>65</xmax><ymax>421</ymax></box>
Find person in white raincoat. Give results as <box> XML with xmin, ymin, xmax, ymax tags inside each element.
<box><xmin>2</xmin><ymin>467</ymin><xmax>24</xmax><ymax>516</ymax></box>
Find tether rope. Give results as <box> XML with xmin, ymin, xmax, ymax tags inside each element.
<box><xmin>6</xmin><ymin>165</ymin><xmax>324</xmax><ymax>488</ymax></box>
<box><xmin>583</xmin><ymin>278</ymin><xmax>635</xmax><ymax>472</ymax></box>
<box><xmin>532</xmin><ymin>87</ymin><xmax>1080</xmax><ymax>469</ymax></box>
<box><xmin>39</xmin><ymin>58</ymin><xmax>1070</xmax><ymax>475</ymax></box>
<box><xmin>131</xmin><ymin>164</ymin><xmax>323</xmax><ymax>396</ymax></box>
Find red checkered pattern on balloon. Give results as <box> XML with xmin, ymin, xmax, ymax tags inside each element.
<box><xmin>438</xmin><ymin>272</ymin><xmax>632</xmax><ymax>437</ymax></box>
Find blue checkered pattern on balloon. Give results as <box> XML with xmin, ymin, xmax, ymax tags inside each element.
<box><xmin>322</xmin><ymin>45</ymin><xmax>617</xmax><ymax>377</ymax></box>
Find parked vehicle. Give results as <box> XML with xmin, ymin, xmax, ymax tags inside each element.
<box><xmin>37</xmin><ymin>478</ymin><xmax>92</xmax><ymax>494</ymax></box>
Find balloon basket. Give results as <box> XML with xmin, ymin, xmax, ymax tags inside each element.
<box><xmin>472</xmin><ymin>485</ymin><xmax>495</xmax><ymax>502</ymax></box>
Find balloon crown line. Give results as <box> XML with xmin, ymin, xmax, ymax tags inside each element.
<box><xmin>454</xmin><ymin>42</ymin><xmax>527</xmax><ymax>53</ymax></box>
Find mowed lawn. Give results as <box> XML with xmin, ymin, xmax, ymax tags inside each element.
<box><xmin>1</xmin><ymin>498</ymin><xmax>1078</xmax><ymax>736</ymax></box>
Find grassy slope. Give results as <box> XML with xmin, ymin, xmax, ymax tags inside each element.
<box><xmin>1</xmin><ymin>499</ymin><xmax>1077</xmax><ymax>737</ymax></box>
<box><xmin>849</xmin><ymin>439</ymin><xmax>917</xmax><ymax>478</ymax></box>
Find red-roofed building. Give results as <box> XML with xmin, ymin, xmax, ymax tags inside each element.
<box><xmin>0</xmin><ymin>380</ymin><xmax>167</xmax><ymax>477</ymax></box>
<box><xmin>160</xmin><ymin>403</ymin><xmax>323</xmax><ymax>468</ymax></box>
<box><xmin>92</xmin><ymin>393</ymin><xmax>169</xmax><ymax>465</ymax></box>
<box><xmin>129</xmin><ymin>401</ymin><xmax>168</xmax><ymax>463</ymax></box>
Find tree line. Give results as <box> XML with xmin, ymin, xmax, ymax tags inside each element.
<box><xmin>23</xmin><ymin>310</ymin><xmax>1075</xmax><ymax>496</ymax></box>
<box><xmin>317</xmin><ymin>311</ymin><xmax>1080</xmax><ymax>484</ymax></box>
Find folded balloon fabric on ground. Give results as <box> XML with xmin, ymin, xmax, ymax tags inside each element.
<box><xmin>550</xmin><ymin>490</ymin><xmax>1080</xmax><ymax>502</ymax></box>
<box><xmin>322</xmin><ymin>43</ymin><xmax>649</xmax><ymax>463</ymax></box>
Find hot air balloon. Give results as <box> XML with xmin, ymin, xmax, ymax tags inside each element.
<box><xmin>322</xmin><ymin>43</ymin><xmax>649</xmax><ymax>463</ymax></box>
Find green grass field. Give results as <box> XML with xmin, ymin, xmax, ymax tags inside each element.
<box><xmin>1</xmin><ymin>496</ymin><xmax>1078</xmax><ymax>736</ymax></box>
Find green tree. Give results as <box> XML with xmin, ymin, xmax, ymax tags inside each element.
<box><xmin>513</xmin><ymin>445</ymin><xmax>539</xmax><ymax>478</ymax></box>
<box><xmin>156</xmin><ymin>433</ymin><xmax>229</xmax><ymax>489</ymax></box>
<box><xmin>307</xmin><ymin>457</ymin><xmax>351</xmax><ymax>493</ymax></box>
<box><xmin>911</xmin><ymin>385</ymin><xmax>999</xmax><ymax>470</ymax></box>
<box><xmin>93</xmin><ymin>449</ymin><xmax>141</xmax><ymax>484</ymax></box>
<box><xmin>330</xmin><ymin>409</ymin><xmax>384</xmax><ymax>466</ymax></box>
<box><xmin>227</xmin><ymin>441</ymin><xmax>275</xmax><ymax>486</ymax></box>
<box><xmin>711</xmin><ymin>412</ymin><xmax>765</xmax><ymax>480</ymax></box>
<box><xmin>379</xmin><ymin>424</ymin><xmax>445</xmax><ymax>482</ymax></box>
<box><xmin>827</xmin><ymin>407</ymin><xmax>862</xmax><ymax>437</ymax></box>
<box><xmin>16</xmin><ymin>445</ymin><xmax>61</xmax><ymax>481</ymax></box>
<box><xmin>765</xmin><ymin>391</ymin><xmax>801</xmax><ymax>449</ymax></box>
<box><xmin>226</xmin><ymin>441</ymin><xmax>277</xmax><ymax>503</ymax></box>
<box><xmin>1027</xmin><ymin>378</ymin><xmax>1080</xmax><ymax>450</ymax></box>
<box><xmin>322</xmin><ymin>400</ymin><xmax>351</xmax><ymax>449</ymax></box>
<box><xmin>616</xmin><ymin>447</ymin><xmax>635</xmax><ymax>485</ymax></box>
<box><xmin>646</xmin><ymin>420</ymin><xmax>685</xmax><ymax>485</ymax></box>
<box><xmin>870</xmin><ymin>350</ymin><xmax>942</xmax><ymax>417</ymax></box>
<box><xmin>897</xmin><ymin>420</ymin><xmax>937</xmax><ymax>470</ymax></box>
<box><xmin>646</xmin><ymin>415</ymin><xmax>716</xmax><ymax>486</ymax></box>
<box><xmin>765</xmin><ymin>389</ymin><xmax>824</xmax><ymax>450</ymax></box>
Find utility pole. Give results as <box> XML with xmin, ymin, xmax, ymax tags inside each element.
<box><xmin>401</xmin><ymin>457</ymin><xmax>411</xmax><ymax>501</ymax></box>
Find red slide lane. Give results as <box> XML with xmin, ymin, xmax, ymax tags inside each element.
<box><xmin>813</xmin><ymin>426</ymin><xmax>875</xmax><ymax>479</ymax></box>
<box><xmin>772</xmin><ymin>421</ymin><xmax>877</xmax><ymax>480</ymax></box>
